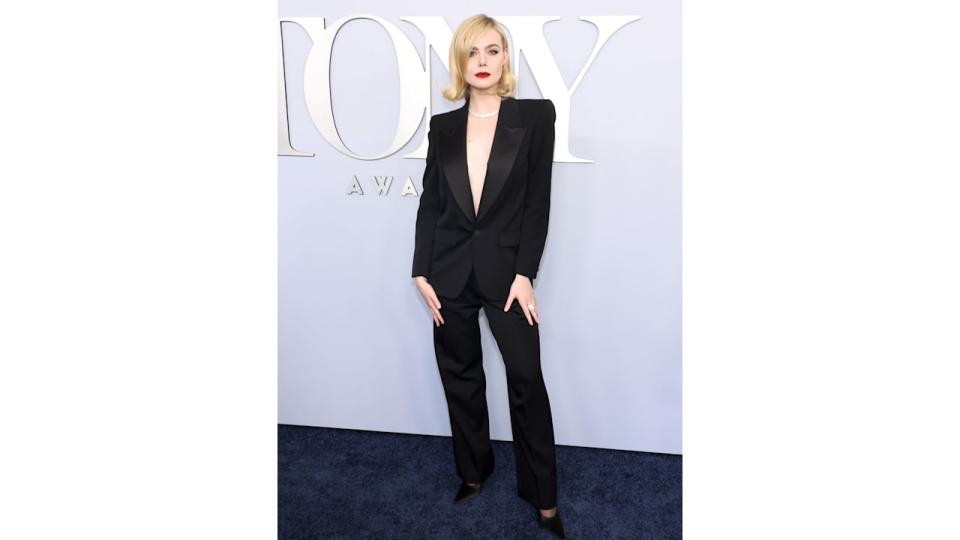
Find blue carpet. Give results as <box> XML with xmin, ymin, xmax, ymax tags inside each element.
<box><xmin>279</xmin><ymin>424</ymin><xmax>681</xmax><ymax>539</ymax></box>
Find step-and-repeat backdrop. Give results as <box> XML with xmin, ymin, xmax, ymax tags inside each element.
<box><xmin>278</xmin><ymin>3</ymin><xmax>680</xmax><ymax>454</ymax></box>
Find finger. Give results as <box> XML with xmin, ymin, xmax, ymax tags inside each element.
<box><xmin>429</xmin><ymin>291</ymin><xmax>442</xmax><ymax>311</ymax></box>
<box><xmin>521</xmin><ymin>304</ymin><xmax>533</xmax><ymax>326</ymax></box>
<box><xmin>532</xmin><ymin>308</ymin><xmax>540</xmax><ymax>325</ymax></box>
<box><xmin>432</xmin><ymin>306</ymin><xmax>444</xmax><ymax>326</ymax></box>
<box><xmin>430</xmin><ymin>294</ymin><xmax>445</xmax><ymax>324</ymax></box>
<box><xmin>503</xmin><ymin>293</ymin><xmax>513</xmax><ymax>312</ymax></box>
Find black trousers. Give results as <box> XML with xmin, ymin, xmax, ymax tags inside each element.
<box><xmin>433</xmin><ymin>266</ymin><xmax>558</xmax><ymax>510</ymax></box>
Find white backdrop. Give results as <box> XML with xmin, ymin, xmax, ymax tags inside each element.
<box><xmin>278</xmin><ymin>2</ymin><xmax>681</xmax><ymax>454</ymax></box>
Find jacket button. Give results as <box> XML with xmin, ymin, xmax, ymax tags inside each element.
<box><xmin>473</xmin><ymin>229</ymin><xmax>480</xmax><ymax>236</ymax></box>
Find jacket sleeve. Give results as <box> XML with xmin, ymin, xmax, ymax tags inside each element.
<box><xmin>412</xmin><ymin>116</ymin><xmax>441</xmax><ymax>279</ymax></box>
<box><xmin>515</xmin><ymin>99</ymin><xmax>556</xmax><ymax>281</ymax></box>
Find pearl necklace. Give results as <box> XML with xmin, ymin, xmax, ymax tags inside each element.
<box><xmin>469</xmin><ymin>108</ymin><xmax>499</xmax><ymax>118</ymax></box>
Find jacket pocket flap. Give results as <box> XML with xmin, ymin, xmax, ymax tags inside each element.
<box><xmin>499</xmin><ymin>230</ymin><xmax>521</xmax><ymax>247</ymax></box>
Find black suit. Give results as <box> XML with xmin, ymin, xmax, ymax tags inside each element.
<box><xmin>412</xmin><ymin>96</ymin><xmax>558</xmax><ymax>510</ymax></box>
<box><xmin>412</xmin><ymin>96</ymin><xmax>556</xmax><ymax>298</ymax></box>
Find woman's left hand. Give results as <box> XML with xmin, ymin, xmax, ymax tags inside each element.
<box><xmin>505</xmin><ymin>274</ymin><xmax>539</xmax><ymax>326</ymax></box>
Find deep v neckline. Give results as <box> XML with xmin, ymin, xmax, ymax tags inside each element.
<box><xmin>439</xmin><ymin>96</ymin><xmax>524</xmax><ymax>225</ymax></box>
<box><xmin>464</xmin><ymin>98</ymin><xmax>504</xmax><ymax>217</ymax></box>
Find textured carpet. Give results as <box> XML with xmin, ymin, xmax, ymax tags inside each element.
<box><xmin>279</xmin><ymin>424</ymin><xmax>681</xmax><ymax>539</ymax></box>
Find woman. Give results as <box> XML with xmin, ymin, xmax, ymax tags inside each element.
<box><xmin>411</xmin><ymin>14</ymin><xmax>564</xmax><ymax>539</ymax></box>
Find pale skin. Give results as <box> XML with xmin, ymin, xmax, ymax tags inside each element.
<box><xmin>414</xmin><ymin>27</ymin><xmax>555</xmax><ymax>519</ymax></box>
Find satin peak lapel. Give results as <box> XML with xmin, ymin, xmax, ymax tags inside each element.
<box><xmin>439</xmin><ymin>97</ymin><xmax>525</xmax><ymax>223</ymax></box>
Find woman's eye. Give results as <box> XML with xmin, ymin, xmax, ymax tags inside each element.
<box><xmin>490</xmin><ymin>50</ymin><xmax>498</xmax><ymax>55</ymax></box>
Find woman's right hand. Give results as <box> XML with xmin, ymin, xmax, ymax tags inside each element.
<box><xmin>414</xmin><ymin>276</ymin><xmax>445</xmax><ymax>327</ymax></box>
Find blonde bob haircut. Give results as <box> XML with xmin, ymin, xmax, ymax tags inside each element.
<box><xmin>441</xmin><ymin>14</ymin><xmax>517</xmax><ymax>102</ymax></box>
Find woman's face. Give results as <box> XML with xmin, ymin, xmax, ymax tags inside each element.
<box><xmin>463</xmin><ymin>28</ymin><xmax>508</xmax><ymax>93</ymax></box>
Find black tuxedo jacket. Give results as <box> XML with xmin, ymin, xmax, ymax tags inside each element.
<box><xmin>412</xmin><ymin>96</ymin><xmax>556</xmax><ymax>299</ymax></box>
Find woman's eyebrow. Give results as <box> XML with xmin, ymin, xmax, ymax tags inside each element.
<box><xmin>469</xmin><ymin>44</ymin><xmax>501</xmax><ymax>50</ymax></box>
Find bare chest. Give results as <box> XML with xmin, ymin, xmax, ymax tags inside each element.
<box><xmin>465</xmin><ymin>119</ymin><xmax>497</xmax><ymax>211</ymax></box>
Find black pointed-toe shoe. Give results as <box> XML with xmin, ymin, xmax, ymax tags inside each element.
<box><xmin>453</xmin><ymin>481</ymin><xmax>482</xmax><ymax>503</ymax></box>
<box><xmin>537</xmin><ymin>509</ymin><xmax>566</xmax><ymax>539</ymax></box>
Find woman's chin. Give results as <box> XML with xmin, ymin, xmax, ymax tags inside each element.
<box><xmin>470</xmin><ymin>80</ymin><xmax>498</xmax><ymax>91</ymax></box>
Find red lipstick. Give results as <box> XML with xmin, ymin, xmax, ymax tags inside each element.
<box><xmin>475</xmin><ymin>72</ymin><xmax>490</xmax><ymax>78</ymax></box>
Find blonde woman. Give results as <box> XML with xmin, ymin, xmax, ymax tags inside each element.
<box><xmin>411</xmin><ymin>14</ymin><xmax>564</xmax><ymax>539</ymax></box>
